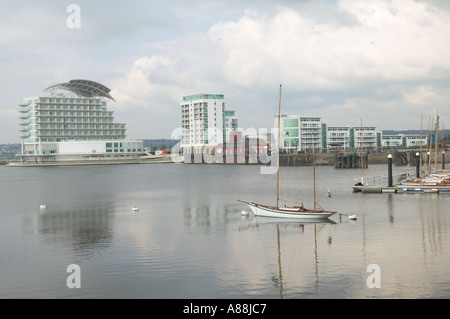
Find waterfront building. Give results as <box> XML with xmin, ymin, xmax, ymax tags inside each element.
<box><xmin>382</xmin><ymin>134</ymin><xmax>427</xmax><ymax>148</ymax></box>
<box><xmin>17</xmin><ymin>79</ymin><xmax>144</xmax><ymax>163</ymax></box>
<box><xmin>326</xmin><ymin>126</ymin><xmax>352</xmax><ymax>150</ymax></box>
<box><xmin>180</xmin><ymin>93</ymin><xmax>238</xmax><ymax>156</ymax></box>
<box><xmin>224</xmin><ymin>110</ymin><xmax>238</xmax><ymax>142</ymax></box>
<box><xmin>276</xmin><ymin>114</ymin><xmax>325</xmax><ymax>153</ymax></box>
<box><xmin>326</xmin><ymin>125</ymin><xmax>382</xmax><ymax>151</ymax></box>
<box><xmin>276</xmin><ymin>114</ymin><xmax>382</xmax><ymax>153</ymax></box>
<box><xmin>352</xmin><ymin>126</ymin><xmax>381</xmax><ymax>150</ymax></box>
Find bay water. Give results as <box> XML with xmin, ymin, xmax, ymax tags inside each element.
<box><xmin>0</xmin><ymin>162</ymin><xmax>449</xmax><ymax>298</ymax></box>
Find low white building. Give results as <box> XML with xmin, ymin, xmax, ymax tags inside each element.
<box><xmin>382</xmin><ymin>134</ymin><xmax>427</xmax><ymax>148</ymax></box>
<box><xmin>277</xmin><ymin>114</ymin><xmax>382</xmax><ymax>152</ymax></box>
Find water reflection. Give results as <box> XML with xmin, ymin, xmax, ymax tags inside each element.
<box><xmin>239</xmin><ymin>217</ymin><xmax>337</xmax><ymax>298</ymax></box>
<box><xmin>419</xmin><ymin>197</ymin><xmax>447</xmax><ymax>266</ymax></box>
<box><xmin>387</xmin><ymin>194</ymin><xmax>394</xmax><ymax>224</ymax></box>
<box><xmin>2</xmin><ymin>164</ymin><xmax>450</xmax><ymax>298</ymax></box>
<box><xmin>183</xmin><ymin>202</ymin><xmax>242</xmax><ymax>231</ymax></box>
<box><xmin>28</xmin><ymin>205</ymin><xmax>114</xmax><ymax>256</ymax></box>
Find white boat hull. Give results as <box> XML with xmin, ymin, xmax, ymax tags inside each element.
<box><xmin>239</xmin><ymin>201</ymin><xmax>336</xmax><ymax>219</ymax></box>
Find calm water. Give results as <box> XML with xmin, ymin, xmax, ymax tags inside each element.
<box><xmin>0</xmin><ymin>162</ymin><xmax>449</xmax><ymax>299</ymax></box>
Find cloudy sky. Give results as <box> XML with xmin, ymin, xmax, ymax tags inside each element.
<box><xmin>1</xmin><ymin>0</ymin><xmax>449</xmax><ymax>144</ymax></box>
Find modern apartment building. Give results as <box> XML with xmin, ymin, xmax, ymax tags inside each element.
<box><xmin>327</xmin><ymin>126</ymin><xmax>353</xmax><ymax>150</ymax></box>
<box><xmin>382</xmin><ymin>134</ymin><xmax>427</xmax><ymax>148</ymax></box>
<box><xmin>276</xmin><ymin>114</ymin><xmax>325</xmax><ymax>153</ymax></box>
<box><xmin>17</xmin><ymin>79</ymin><xmax>144</xmax><ymax>163</ymax></box>
<box><xmin>350</xmin><ymin>126</ymin><xmax>381</xmax><ymax>150</ymax></box>
<box><xmin>276</xmin><ymin>114</ymin><xmax>382</xmax><ymax>152</ymax></box>
<box><xmin>180</xmin><ymin>93</ymin><xmax>237</xmax><ymax>155</ymax></box>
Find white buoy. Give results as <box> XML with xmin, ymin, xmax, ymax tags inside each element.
<box><xmin>132</xmin><ymin>207</ymin><xmax>139</xmax><ymax>212</ymax></box>
<box><xmin>40</xmin><ymin>204</ymin><xmax>47</xmax><ymax>210</ymax></box>
<box><xmin>241</xmin><ymin>210</ymin><xmax>249</xmax><ymax>216</ymax></box>
<box><xmin>348</xmin><ymin>214</ymin><xmax>357</xmax><ymax>220</ymax></box>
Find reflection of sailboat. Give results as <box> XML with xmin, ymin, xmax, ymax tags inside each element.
<box><xmin>275</xmin><ymin>224</ymin><xmax>284</xmax><ymax>298</ymax></box>
<box><xmin>239</xmin><ymin>85</ymin><xmax>336</xmax><ymax>220</ymax></box>
<box><xmin>243</xmin><ymin>219</ymin><xmax>333</xmax><ymax>298</ymax></box>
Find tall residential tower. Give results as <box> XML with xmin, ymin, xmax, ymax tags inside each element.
<box><xmin>180</xmin><ymin>93</ymin><xmax>238</xmax><ymax>156</ymax></box>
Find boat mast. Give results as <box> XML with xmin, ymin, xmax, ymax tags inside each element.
<box><xmin>429</xmin><ymin>116</ymin><xmax>433</xmax><ymax>176</ymax></box>
<box><xmin>361</xmin><ymin>118</ymin><xmax>364</xmax><ymax>183</ymax></box>
<box><xmin>435</xmin><ymin>110</ymin><xmax>439</xmax><ymax>173</ymax></box>
<box><xmin>420</xmin><ymin>114</ymin><xmax>423</xmax><ymax>180</ymax></box>
<box><xmin>276</xmin><ymin>84</ymin><xmax>282</xmax><ymax>209</ymax></box>
<box><xmin>442</xmin><ymin>122</ymin><xmax>445</xmax><ymax>171</ymax></box>
<box><xmin>313</xmin><ymin>139</ymin><xmax>316</xmax><ymax>213</ymax></box>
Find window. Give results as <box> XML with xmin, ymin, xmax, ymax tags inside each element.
<box><xmin>284</xmin><ymin>119</ymin><xmax>298</xmax><ymax>128</ymax></box>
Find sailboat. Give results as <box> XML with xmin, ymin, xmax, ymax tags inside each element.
<box><xmin>238</xmin><ymin>85</ymin><xmax>336</xmax><ymax>219</ymax></box>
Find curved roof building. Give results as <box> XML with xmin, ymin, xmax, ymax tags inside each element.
<box><xmin>14</xmin><ymin>79</ymin><xmax>150</xmax><ymax>166</ymax></box>
<box><xmin>44</xmin><ymin>79</ymin><xmax>116</xmax><ymax>102</ymax></box>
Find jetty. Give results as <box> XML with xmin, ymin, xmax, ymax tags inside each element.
<box><xmin>353</xmin><ymin>153</ymin><xmax>450</xmax><ymax>194</ymax></box>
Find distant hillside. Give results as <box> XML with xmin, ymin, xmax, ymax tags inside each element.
<box><xmin>0</xmin><ymin>143</ymin><xmax>20</xmax><ymax>159</ymax></box>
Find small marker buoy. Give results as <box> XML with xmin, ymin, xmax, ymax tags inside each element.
<box><xmin>348</xmin><ymin>214</ymin><xmax>357</xmax><ymax>220</ymax></box>
<box><xmin>241</xmin><ymin>210</ymin><xmax>249</xmax><ymax>216</ymax></box>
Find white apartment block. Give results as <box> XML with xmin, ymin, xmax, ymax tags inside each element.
<box><xmin>382</xmin><ymin>134</ymin><xmax>427</xmax><ymax>148</ymax></box>
<box><xmin>276</xmin><ymin>114</ymin><xmax>382</xmax><ymax>152</ymax></box>
<box><xmin>276</xmin><ymin>114</ymin><xmax>325</xmax><ymax>153</ymax></box>
<box><xmin>181</xmin><ymin>94</ymin><xmax>238</xmax><ymax>155</ymax></box>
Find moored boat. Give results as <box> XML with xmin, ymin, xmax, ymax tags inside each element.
<box><xmin>238</xmin><ymin>85</ymin><xmax>336</xmax><ymax>220</ymax></box>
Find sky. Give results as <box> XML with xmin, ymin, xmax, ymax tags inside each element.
<box><xmin>1</xmin><ymin>0</ymin><xmax>450</xmax><ymax>144</ymax></box>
